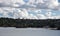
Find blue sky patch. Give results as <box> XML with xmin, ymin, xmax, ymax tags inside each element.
<box><xmin>58</xmin><ymin>0</ymin><xmax>60</xmax><ymax>3</ymax></box>
<box><xmin>23</xmin><ymin>0</ymin><xmax>29</xmax><ymax>3</ymax></box>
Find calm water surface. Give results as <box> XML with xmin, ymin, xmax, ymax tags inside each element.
<box><xmin>0</xmin><ymin>27</ymin><xmax>60</xmax><ymax>36</ymax></box>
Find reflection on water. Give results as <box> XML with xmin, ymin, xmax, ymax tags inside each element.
<box><xmin>0</xmin><ymin>27</ymin><xmax>60</xmax><ymax>36</ymax></box>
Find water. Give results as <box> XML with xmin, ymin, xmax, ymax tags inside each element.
<box><xmin>0</xmin><ymin>27</ymin><xmax>60</xmax><ymax>36</ymax></box>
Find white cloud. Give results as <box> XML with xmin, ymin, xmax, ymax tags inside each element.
<box><xmin>28</xmin><ymin>14</ymin><xmax>38</xmax><ymax>19</ymax></box>
<box><xmin>0</xmin><ymin>0</ymin><xmax>25</xmax><ymax>4</ymax></box>
<box><xmin>0</xmin><ymin>8</ymin><xmax>60</xmax><ymax>19</ymax></box>
<box><xmin>0</xmin><ymin>0</ymin><xmax>60</xmax><ymax>19</ymax></box>
<box><xmin>36</xmin><ymin>14</ymin><xmax>46</xmax><ymax>19</ymax></box>
<box><xmin>47</xmin><ymin>0</ymin><xmax>59</xmax><ymax>9</ymax></box>
<box><xmin>0</xmin><ymin>0</ymin><xmax>59</xmax><ymax>10</ymax></box>
<box><xmin>36</xmin><ymin>0</ymin><xmax>44</xmax><ymax>4</ymax></box>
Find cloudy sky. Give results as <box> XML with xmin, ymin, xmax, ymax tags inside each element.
<box><xmin>0</xmin><ymin>0</ymin><xmax>60</xmax><ymax>19</ymax></box>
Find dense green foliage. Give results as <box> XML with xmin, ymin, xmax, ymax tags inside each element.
<box><xmin>0</xmin><ymin>18</ymin><xmax>60</xmax><ymax>30</ymax></box>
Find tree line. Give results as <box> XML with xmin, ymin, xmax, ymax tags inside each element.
<box><xmin>0</xmin><ymin>18</ymin><xmax>60</xmax><ymax>30</ymax></box>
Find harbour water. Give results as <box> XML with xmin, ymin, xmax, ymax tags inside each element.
<box><xmin>0</xmin><ymin>27</ymin><xmax>60</xmax><ymax>36</ymax></box>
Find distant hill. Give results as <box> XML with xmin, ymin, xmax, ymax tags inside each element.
<box><xmin>0</xmin><ymin>18</ymin><xmax>60</xmax><ymax>30</ymax></box>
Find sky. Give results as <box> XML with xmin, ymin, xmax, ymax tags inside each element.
<box><xmin>0</xmin><ymin>0</ymin><xmax>60</xmax><ymax>19</ymax></box>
